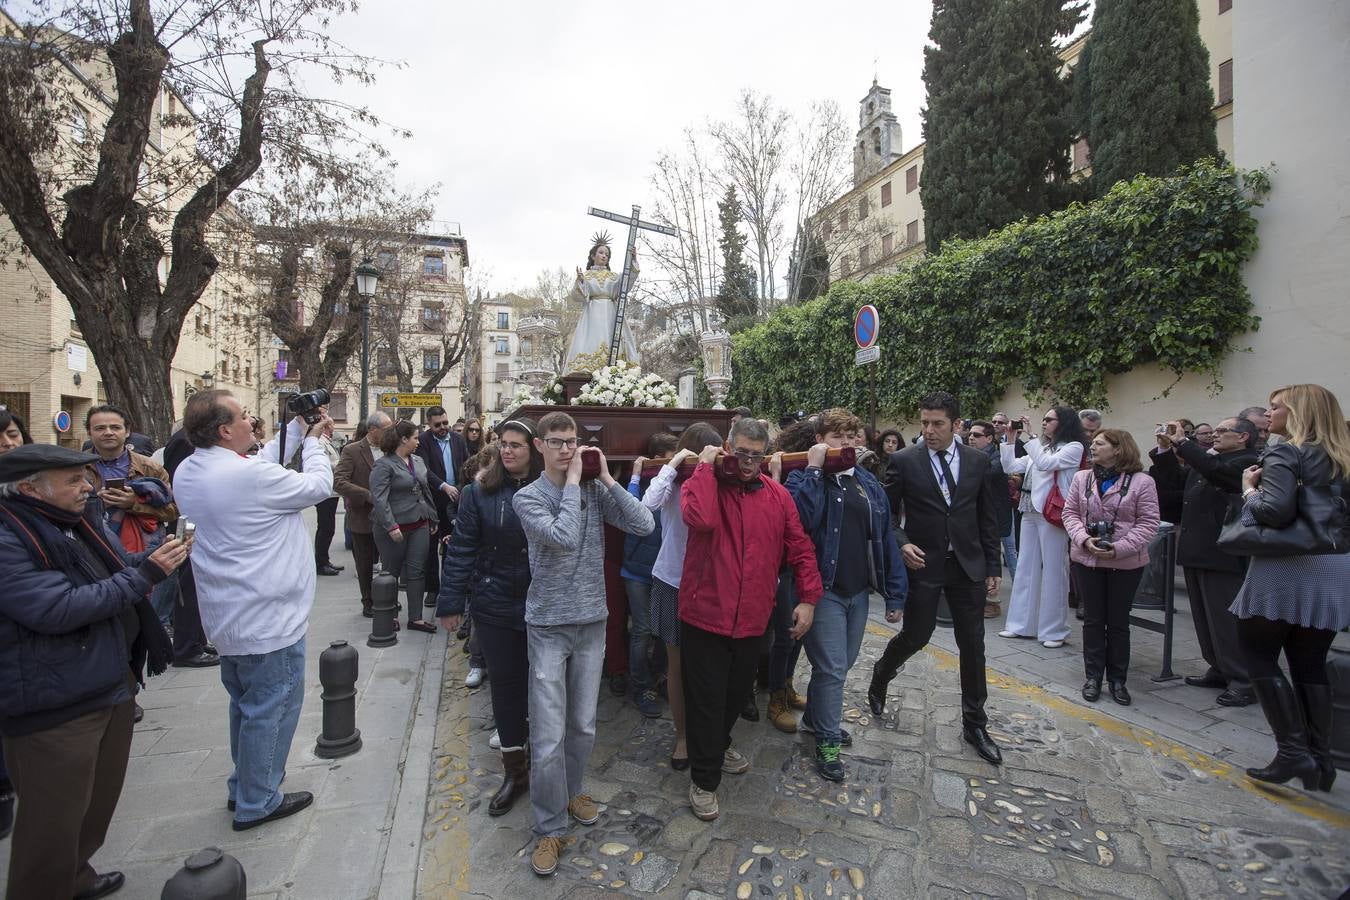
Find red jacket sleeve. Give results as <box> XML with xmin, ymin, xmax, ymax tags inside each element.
<box><xmin>780</xmin><ymin>491</ymin><xmax>823</xmax><ymax>604</ymax></box>
<box><xmin>680</xmin><ymin>462</ymin><xmax>722</xmax><ymax>533</ymax></box>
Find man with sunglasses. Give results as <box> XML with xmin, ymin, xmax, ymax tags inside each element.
<box><xmin>416</xmin><ymin>407</ymin><xmax>469</xmax><ymax>604</ymax></box>
<box><xmin>511</xmin><ymin>412</ymin><xmax>653</xmax><ymax>877</ymax></box>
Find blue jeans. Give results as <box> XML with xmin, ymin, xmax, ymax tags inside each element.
<box><xmin>150</xmin><ymin>569</ymin><xmax>179</xmax><ymax>627</ymax></box>
<box><xmin>1001</xmin><ymin>529</ymin><xmax>1019</xmax><ymax>581</ymax></box>
<box><xmin>220</xmin><ymin>637</ymin><xmax>306</xmax><ymax>822</ymax></box>
<box><xmin>768</xmin><ymin>571</ymin><xmax>804</xmax><ymax>692</ymax></box>
<box><xmin>624</xmin><ymin>578</ymin><xmax>654</xmax><ymax>694</ymax></box>
<box><xmin>802</xmin><ymin>588</ymin><xmax>871</xmax><ymax>744</ymax></box>
<box><xmin>527</xmin><ymin>620</ymin><xmax>605</xmax><ymax>837</ymax></box>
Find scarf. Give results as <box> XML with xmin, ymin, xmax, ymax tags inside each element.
<box><xmin>0</xmin><ymin>493</ymin><xmax>174</xmax><ymax>679</ymax></box>
<box><xmin>1092</xmin><ymin>464</ymin><xmax>1121</xmax><ymax>497</ymax></box>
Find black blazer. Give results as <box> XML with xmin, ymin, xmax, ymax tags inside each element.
<box><xmin>417</xmin><ymin>430</ymin><xmax>470</xmax><ymax>531</ymax></box>
<box><xmin>1175</xmin><ymin>441</ymin><xmax>1258</xmax><ymax>573</ymax></box>
<box><xmin>885</xmin><ymin>442</ymin><xmax>1001</xmax><ymax>583</ymax></box>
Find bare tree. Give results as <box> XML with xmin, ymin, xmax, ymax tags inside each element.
<box><xmin>784</xmin><ymin>100</ymin><xmax>852</xmax><ymax>301</ymax></box>
<box><xmin>643</xmin><ymin>129</ymin><xmax>720</xmax><ymax>334</ymax></box>
<box><xmin>515</xmin><ymin>267</ymin><xmax>580</xmax><ymax>376</ymax></box>
<box><xmin>710</xmin><ymin>91</ymin><xmax>790</xmax><ymax>305</ymax></box>
<box><xmin>0</xmin><ymin>0</ymin><xmax>400</xmax><ymax>442</ymax></box>
<box><xmin>367</xmin><ymin>256</ymin><xmax>477</xmax><ymax>397</ymax></box>
<box><xmin>247</xmin><ymin>159</ymin><xmax>437</xmax><ymax>393</ymax></box>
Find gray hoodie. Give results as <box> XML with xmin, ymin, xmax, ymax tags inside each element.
<box><xmin>512</xmin><ymin>475</ymin><xmax>654</xmax><ymax>626</ymax></box>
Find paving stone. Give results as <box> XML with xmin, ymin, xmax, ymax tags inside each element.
<box><xmin>689</xmin><ymin>838</ymin><xmax>740</xmax><ymax>885</ymax></box>
<box><xmin>924</xmin><ymin>863</ymin><xmax>1029</xmax><ymax>899</ymax></box>
<box><xmin>1061</xmin><ymin>860</ymin><xmax>1173</xmax><ymax>900</ymax></box>
<box><xmin>970</xmin><ymin>840</ymin><xmax>1057</xmax><ymax>880</ymax></box>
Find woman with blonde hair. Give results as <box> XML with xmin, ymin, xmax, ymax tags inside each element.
<box><xmin>1231</xmin><ymin>384</ymin><xmax>1350</xmax><ymax>791</ymax></box>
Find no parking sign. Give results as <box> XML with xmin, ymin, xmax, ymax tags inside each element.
<box><xmin>854</xmin><ymin>305</ymin><xmax>880</xmax><ymax>365</ymax></box>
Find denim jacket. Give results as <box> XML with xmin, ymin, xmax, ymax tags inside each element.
<box><xmin>784</xmin><ymin>466</ymin><xmax>908</xmax><ymax>612</ymax></box>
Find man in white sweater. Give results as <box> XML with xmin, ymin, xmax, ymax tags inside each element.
<box><xmin>174</xmin><ymin>390</ymin><xmax>334</xmax><ymax>831</ymax></box>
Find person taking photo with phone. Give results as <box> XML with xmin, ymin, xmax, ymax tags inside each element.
<box><xmin>1061</xmin><ymin>430</ymin><xmax>1160</xmax><ymax>706</ymax></box>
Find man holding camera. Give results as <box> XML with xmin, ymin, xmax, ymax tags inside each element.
<box><xmin>174</xmin><ymin>390</ymin><xmax>334</xmax><ymax>831</ymax></box>
<box><xmin>1155</xmin><ymin>417</ymin><xmax>1260</xmax><ymax>705</ymax></box>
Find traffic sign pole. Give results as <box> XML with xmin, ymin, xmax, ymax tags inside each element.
<box><xmin>853</xmin><ymin>305</ymin><xmax>881</xmax><ymax>431</ymax></box>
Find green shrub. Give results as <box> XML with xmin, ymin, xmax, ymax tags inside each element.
<box><xmin>728</xmin><ymin>159</ymin><xmax>1269</xmax><ymax>418</ymax></box>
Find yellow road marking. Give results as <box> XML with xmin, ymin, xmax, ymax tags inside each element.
<box><xmin>864</xmin><ymin>621</ymin><xmax>1350</xmax><ymax>829</ymax></box>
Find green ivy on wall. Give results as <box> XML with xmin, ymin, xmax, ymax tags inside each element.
<box><xmin>728</xmin><ymin>159</ymin><xmax>1270</xmax><ymax>420</ymax></box>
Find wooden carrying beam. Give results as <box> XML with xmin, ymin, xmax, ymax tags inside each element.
<box><xmin>638</xmin><ymin>446</ymin><xmax>857</xmax><ymax>482</ymax></box>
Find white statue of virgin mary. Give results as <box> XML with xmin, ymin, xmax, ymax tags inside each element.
<box><xmin>564</xmin><ymin>233</ymin><xmax>640</xmax><ymax>372</ymax></box>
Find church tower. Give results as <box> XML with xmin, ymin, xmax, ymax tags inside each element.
<box><xmin>853</xmin><ymin>79</ymin><xmax>903</xmax><ymax>186</ymax></box>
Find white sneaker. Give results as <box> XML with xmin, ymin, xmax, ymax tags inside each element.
<box><xmin>488</xmin><ymin>729</ymin><xmax>500</xmax><ymax>750</ymax></box>
<box><xmin>721</xmin><ymin>747</ymin><xmax>750</xmax><ymax>775</ymax></box>
<box><xmin>465</xmin><ymin>666</ymin><xmax>484</xmax><ymax>688</ymax></box>
<box><xmin>1041</xmin><ymin>639</ymin><xmax>1065</xmax><ymax>649</ymax></box>
<box><xmin>998</xmin><ymin>630</ymin><xmax>1019</xmax><ymax>638</ymax></box>
<box><xmin>689</xmin><ymin>783</ymin><xmax>719</xmax><ymax>821</ymax></box>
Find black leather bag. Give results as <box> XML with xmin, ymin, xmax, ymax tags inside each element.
<box><xmin>1218</xmin><ymin>460</ymin><xmax>1348</xmax><ymax>557</ymax></box>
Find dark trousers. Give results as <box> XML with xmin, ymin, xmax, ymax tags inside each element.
<box><xmin>352</xmin><ymin>530</ymin><xmax>379</xmax><ymax>610</ymax></box>
<box><xmin>603</xmin><ymin>527</ymin><xmax>629</xmax><ymax>676</ymax></box>
<box><xmin>475</xmin><ymin>619</ymin><xmax>530</xmax><ymax>750</ymax></box>
<box><xmin>3</xmin><ymin>698</ymin><xmax>134</xmax><ymax>898</ymax></box>
<box><xmin>681</xmin><ymin>622</ymin><xmax>763</xmax><ymax>792</ymax></box>
<box><xmin>373</xmin><ymin>526</ymin><xmax>429</xmax><ymax>626</ymax></box>
<box><xmin>767</xmin><ymin>571</ymin><xmax>804</xmax><ymax>692</ymax></box>
<box><xmin>172</xmin><ymin>558</ymin><xmax>209</xmax><ymax>660</ymax></box>
<box><xmin>874</xmin><ymin>554</ymin><xmax>988</xmax><ymax>727</ymax></box>
<box><xmin>1073</xmin><ymin>563</ymin><xmax>1143</xmax><ymax>683</ymax></box>
<box><xmin>1236</xmin><ymin>616</ymin><xmax>1336</xmax><ymax>684</ymax></box>
<box><xmin>314</xmin><ymin>496</ymin><xmax>339</xmax><ymax>567</ymax></box>
<box><xmin>423</xmin><ymin>522</ymin><xmax>449</xmax><ymax>597</ymax></box>
<box><xmin>1182</xmin><ymin>566</ymin><xmax>1250</xmax><ymax>688</ymax></box>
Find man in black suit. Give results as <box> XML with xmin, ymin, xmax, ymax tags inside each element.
<box><xmin>1154</xmin><ymin>416</ymin><xmax>1260</xmax><ymax>706</ymax></box>
<box><xmin>416</xmin><ymin>406</ymin><xmax>470</xmax><ymax>600</ymax></box>
<box><xmin>868</xmin><ymin>392</ymin><xmax>1004</xmax><ymax>764</ymax></box>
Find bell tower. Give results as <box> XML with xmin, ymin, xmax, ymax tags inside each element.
<box><xmin>853</xmin><ymin>79</ymin><xmax>903</xmax><ymax>186</ymax></box>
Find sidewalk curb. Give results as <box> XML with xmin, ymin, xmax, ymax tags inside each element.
<box><xmin>377</xmin><ymin>628</ymin><xmax>448</xmax><ymax>900</ymax></box>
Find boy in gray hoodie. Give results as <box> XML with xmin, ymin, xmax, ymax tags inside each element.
<box><xmin>512</xmin><ymin>412</ymin><xmax>653</xmax><ymax>876</ymax></box>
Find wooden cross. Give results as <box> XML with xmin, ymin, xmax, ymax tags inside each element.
<box><xmin>588</xmin><ymin>204</ymin><xmax>677</xmax><ymax>366</ymax></box>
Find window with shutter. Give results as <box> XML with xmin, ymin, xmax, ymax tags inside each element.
<box><xmin>881</xmin><ymin>233</ymin><xmax>893</xmax><ymax>256</ymax></box>
<box><xmin>1218</xmin><ymin>59</ymin><xmax>1233</xmax><ymax>105</ymax></box>
<box><xmin>905</xmin><ymin>165</ymin><xmax>918</xmax><ymax>193</ymax></box>
<box><xmin>906</xmin><ymin>219</ymin><xmax>919</xmax><ymax>246</ymax></box>
<box><xmin>881</xmin><ymin>182</ymin><xmax>892</xmax><ymax>207</ymax></box>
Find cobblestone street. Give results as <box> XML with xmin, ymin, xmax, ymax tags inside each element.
<box><xmin>416</xmin><ymin>608</ymin><xmax>1349</xmax><ymax>899</ymax></box>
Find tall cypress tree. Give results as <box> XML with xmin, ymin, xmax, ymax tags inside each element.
<box><xmin>1076</xmin><ymin>0</ymin><xmax>1218</xmax><ymax>197</ymax></box>
<box><xmin>920</xmin><ymin>0</ymin><xmax>1085</xmax><ymax>252</ymax></box>
<box><xmin>715</xmin><ymin>185</ymin><xmax>758</xmax><ymax>325</ymax></box>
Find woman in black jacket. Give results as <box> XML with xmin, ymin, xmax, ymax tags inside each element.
<box><xmin>436</xmin><ymin>417</ymin><xmax>542</xmax><ymax>814</ymax></box>
<box><xmin>1231</xmin><ymin>384</ymin><xmax>1350</xmax><ymax>791</ymax></box>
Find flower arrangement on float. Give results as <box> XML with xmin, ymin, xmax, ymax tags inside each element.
<box><xmin>571</xmin><ymin>360</ymin><xmax>678</xmax><ymax>408</ymax></box>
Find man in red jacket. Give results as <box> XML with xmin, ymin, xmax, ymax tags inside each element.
<box><xmin>678</xmin><ymin>417</ymin><xmax>822</xmax><ymax>822</ymax></box>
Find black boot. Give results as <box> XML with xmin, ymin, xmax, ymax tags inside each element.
<box><xmin>0</xmin><ymin>777</ymin><xmax>13</xmax><ymax>841</ymax></box>
<box><xmin>740</xmin><ymin>686</ymin><xmax>759</xmax><ymax>722</ymax></box>
<box><xmin>1294</xmin><ymin>682</ymin><xmax>1336</xmax><ymax>791</ymax></box>
<box><xmin>1246</xmin><ymin>676</ymin><xmax>1320</xmax><ymax>789</ymax></box>
<box><xmin>489</xmin><ymin>748</ymin><xmax>530</xmax><ymax>816</ymax></box>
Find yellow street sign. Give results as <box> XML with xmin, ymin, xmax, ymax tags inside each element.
<box><xmin>379</xmin><ymin>393</ymin><xmax>444</xmax><ymax>408</ymax></box>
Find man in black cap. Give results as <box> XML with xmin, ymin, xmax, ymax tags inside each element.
<box><xmin>0</xmin><ymin>444</ymin><xmax>189</xmax><ymax>899</ymax></box>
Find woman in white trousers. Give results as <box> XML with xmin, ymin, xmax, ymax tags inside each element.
<box><xmin>999</xmin><ymin>406</ymin><xmax>1087</xmax><ymax>647</ymax></box>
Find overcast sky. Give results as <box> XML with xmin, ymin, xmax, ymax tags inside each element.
<box><xmin>322</xmin><ymin>0</ymin><xmax>934</xmax><ymax>293</ymax></box>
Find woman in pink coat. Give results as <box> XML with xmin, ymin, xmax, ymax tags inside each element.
<box><xmin>1062</xmin><ymin>429</ymin><xmax>1160</xmax><ymax>707</ymax></box>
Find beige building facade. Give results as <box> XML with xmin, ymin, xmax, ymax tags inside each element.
<box><xmin>0</xmin><ymin>12</ymin><xmax>275</xmax><ymax>446</ymax></box>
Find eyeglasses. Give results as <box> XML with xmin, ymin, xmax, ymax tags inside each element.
<box><xmin>1211</xmin><ymin>427</ymin><xmax>1232</xmax><ymax>435</ymax></box>
<box><xmin>733</xmin><ymin>450</ymin><xmax>766</xmax><ymax>464</ymax></box>
<box><xmin>969</xmin><ymin>431</ymin><xmax>989</xmax><ymax>439</ymax></box>
<box><xmin>467</xmin><ymin>428</ymin><xmax>481</xmax><ymax>434</ymax></box>
<box><xmin>543</xmin><ymin>437</ymin><xmax>578</xmax><ymax>450</ymax></box>
<box><xmin>499</xmin><ymin>441</ymin><xmax>529</xmax><ymax>451</ymax></box>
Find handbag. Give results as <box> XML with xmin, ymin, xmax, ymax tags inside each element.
<box><xmin>1043</xmin><ymin>477</ymin><xmax>1067</xmax><ymax>528</ymax></box>
<box><xmin>1217</xmin><ymin>450</ymin><xmax>1348</xmax><ymax>557</ymax></box>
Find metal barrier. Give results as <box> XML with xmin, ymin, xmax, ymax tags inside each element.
<box><xmin>1128</xmin><ymin>526</ymin><xmax>1181</xmax><ymax>683</ymax></box>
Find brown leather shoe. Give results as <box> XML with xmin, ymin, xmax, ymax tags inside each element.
<box><xmin>983</xmin><ymin>603</ymin><xmax>1001</xmax><ymax>619</ymax></box>
<box><xmin>489</xmin><ymin>748</ymin><xmax>529</xmax><ymax>816</ymax></box>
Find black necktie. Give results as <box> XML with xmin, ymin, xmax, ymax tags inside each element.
<box><xmin>937</xmin><ymin>449</ymin><xmax>956</xmax><ymax>504</ymax></box>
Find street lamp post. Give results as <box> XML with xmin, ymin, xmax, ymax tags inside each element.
<box><xmin>354</xmin><ymin>259</ymin><xmax>381</xmax><ymax>424</ymax></box>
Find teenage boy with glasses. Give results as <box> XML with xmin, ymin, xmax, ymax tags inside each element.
<box><xmin>511</xmin><ymin>412</ymin><xmax>653</xmax><ymax>877</ymax></box>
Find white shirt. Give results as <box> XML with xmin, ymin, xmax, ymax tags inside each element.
<box><xmin>643</xmin><ymin>464</ymin><xmax>690</xmax><ymax>588</ymax></box>
<box><xmin>175</xmin><ymin>418</ymin><xmax>333</xmax><ymax>656</ymax></box>
<box><xmin>928</xmin><ymin>444</ymin><xmax>960</xmax><ymax>503</ymax></box>
<box><xmin>1001</xmin><ymin>438</ymin><xmax>1084</xmax><ymax>514</ymax></box>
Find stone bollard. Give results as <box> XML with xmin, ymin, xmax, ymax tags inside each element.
<box><xmin>314</xmin><ymin>640</ymin><xmax>362</xmax><ymax>759</ymax></box>
<box><xmin>368</xmin><ymin>572</ymin><xmax>399</xmax><ymax>648</ymax></box>
<box><xmin>161</xmin><ymin>847</ymin><xmax>246</xmax><ymax>899</ymax></box>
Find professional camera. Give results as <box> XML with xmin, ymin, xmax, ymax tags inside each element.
<box><xmin>1086</xmin><ymin>519</ymin><xmax>1116</xmax><ymax>547</ymax></box>
<box><xmin>287</xmin><ymin>388</ymin><xmax>331</xmax><ymax>425</ymax></box>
